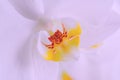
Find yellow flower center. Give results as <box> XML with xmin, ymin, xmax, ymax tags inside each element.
<box><xmin>43</xmin><ymin>23</ymin><xmax>82</xmax><ymax>61</ymax></box>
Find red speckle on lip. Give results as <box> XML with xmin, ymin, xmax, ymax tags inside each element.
<box><xmin>44</xmin><ymin>24</ymin><xmax>67</xmax><ymax>49</ymax></box>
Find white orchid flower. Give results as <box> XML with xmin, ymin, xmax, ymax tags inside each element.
<box><xmin>8</xmin><ymin>0</ymin><xmax>120</xmax><ymax>80</ymax></box>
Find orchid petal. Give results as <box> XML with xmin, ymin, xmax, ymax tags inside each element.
<box><xmin>80</xmin><ymin>10</ymin><xmax>120</xmax><ymax>48</ymax></box>
<box><xmin>59</xmin><ymin>55</ymin><xmax>100</xmax><ymax>80</ymax></box>
<box><xmin>0</xmin><ymin>1</ymin><xmax>38</xmax><ymax>80</ymax></box>
<box><xmin>45</xmin><ymin>0</ymin><xmax>113</xmax><ymax>22</ymax></box>
<box><xmin>33</xmin><ymin>53</ymin><xmax>59</xmax><ymax>80</ymax></box>
<box><xmin>9</xmin><ymin>0</ymin><xmax>44</xmax><ymax>20</ymax></box>
<box><xmin>112</xmin><ymin>0</ymin><xmax>120</xmax><ymax>15</ymax></box>
<box><xmin>97</xmin><ymin>29</ymin><xmax>120</xmax><ymax>63</ymax></box>
<box><xmin>42</xmin><ymin>0</ymin><xmax>60</xmax><ymax>17</ymax></box>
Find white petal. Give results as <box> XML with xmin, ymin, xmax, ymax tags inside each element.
<box><xmin>9</xmin><ymin>0</ymin><xmax>44</xmax><ymax>20</ymax></box>
<box><xmin>36</xmin><ymin>31</ymin><xmax>51</xmax><ymax>57</ymax></box>
<box><xmin>112</xmin><ymin>0</ymin><xmax>120</xmax><ymax>15</ymax></box>
<box><xmin>42</xmin><ymin>0</ymin><xmax>60</xmax><ymax>16</ymax></box>
<box><xmin>0</xmin><ymin>0</ymin><xmax>37</xmax><ymax>80</ymax></box>
<box><xmin>32</xmin><ymin>49</ymin><xmax>59</xmax><ymax>80</ymax></box>
<box><xmin>59</xmin><ymin>55</ymin><xmax>100</xmax><ymax>80</ymax></box>
<box><xmin>97</xmin><ymin>28</ymin><xmax>120</xmax><ymax>63</ymax></box>
<box><xmin>45</xmin><ymin>0</ymin><xmax>113</xmax><ymax>23</ymax></box>
<box><xmin>80</xmin><ymin>10</ymin><xmax>120</xmax><ymax>48</ymax></box>
<box><xmin>31</xmin><ymin>33</ymin><xmax>59</xmax><ymax>80</ymax></box>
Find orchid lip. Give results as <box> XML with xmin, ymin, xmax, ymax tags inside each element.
<box><xmin>38</xmin><ymin>22</ymin><xmax>82</xmax><ymax>62</ymax></box>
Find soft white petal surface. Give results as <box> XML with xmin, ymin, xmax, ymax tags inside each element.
<box><xmin>9</xmin><ymin>0</ymin><xmax>44</xmax><ymax>20</ymax></box>
<box><xmin>59</xmin><ymin>52</ymin><xmax>100</xmax><ymax>80</ymax></box>
<box><xmin>32</xmin><ymin>52</ymin><xmax>59</xmax><ymax>80</ymax></box>
<box><xmin>98</xmin><ymin>28</ymin><xmax>120</xmax><ymax>80</ymax></box>
<box><xmin>97</xmin><ymin>28</ymin><xmax>120</xmax><ymax>63</ymax></box>
<box><xmin>112</xmin><ymin>0</ymin><xmax>120</xmax><ymax>14</ymax></box>
<box><xmin>80</xmin><ymin>10</ymin><xmax>120</xmax><ymax>48</ymax></box>
<box><xmin>36</xmin><ymin>31</ymin><xmax>50</xmax><ymax>57</ymax></box>
<box><xmin>44</xmin><ymin>0</ymin><xmax>113</xmax><ymax>21</ymax></box>
<box><xmin>0</xmin><ymin>0</ymin><xmax>36</xmax><ymax>80</ymax></box>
